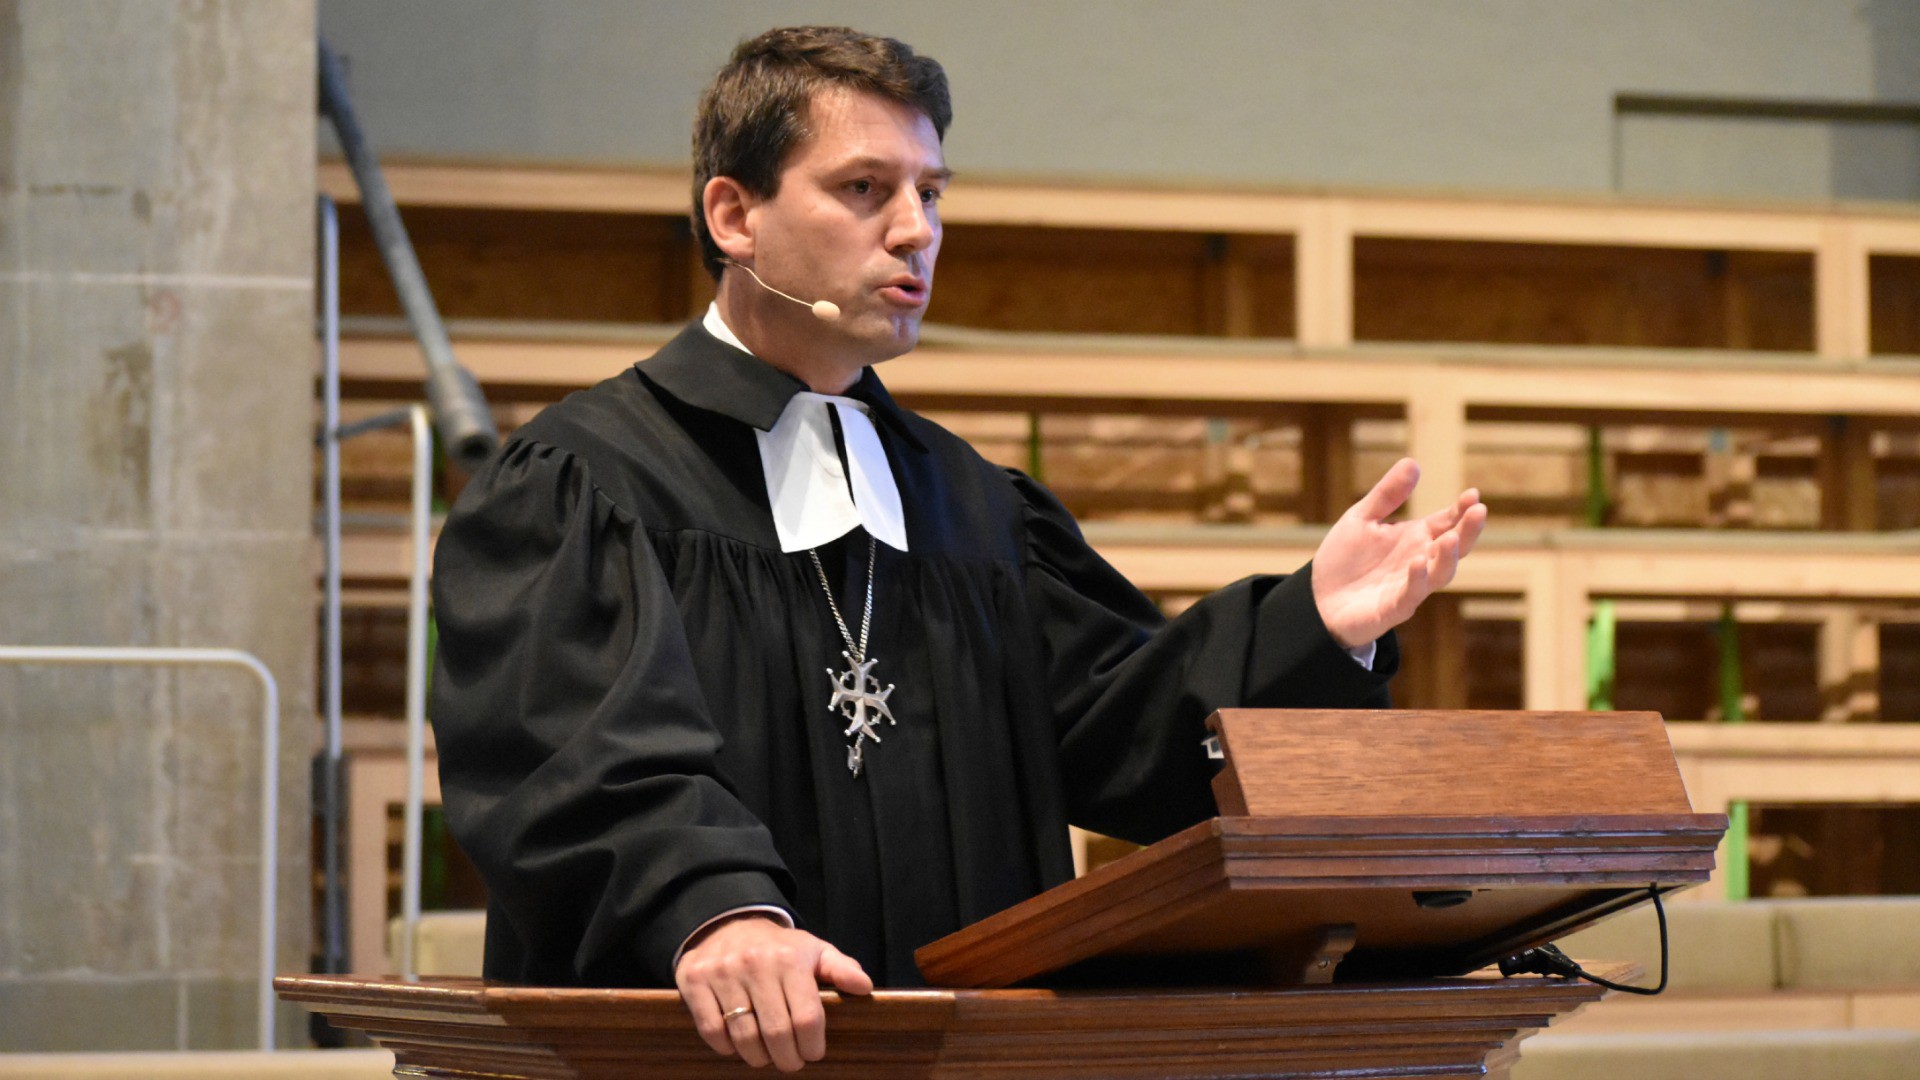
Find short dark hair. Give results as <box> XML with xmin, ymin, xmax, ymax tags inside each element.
<box><xmin>691</xmin><ymin>26</ymin><xmax>951</xmax><ymax>280</ymax></box>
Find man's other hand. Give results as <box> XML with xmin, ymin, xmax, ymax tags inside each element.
<box><xmin>1311</xmin><ymin>457</ymin><xmax>1486</xmax><ymax>648</ymax></box>
<box><xmin>675</xmin><ymin>914</ymin><xmax>874</xmax><ymax>1071</ymax></box>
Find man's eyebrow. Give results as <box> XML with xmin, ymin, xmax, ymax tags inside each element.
<box><xmin>834</xmin><ymin>156</ymin><xmax>956</xmax><ymax>183</ymax></box>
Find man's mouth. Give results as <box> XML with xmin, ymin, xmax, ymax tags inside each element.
<box><xmin>877</xmin><ymin>275</ymin><xmax>929</xmax><ymax>307</ymax></box>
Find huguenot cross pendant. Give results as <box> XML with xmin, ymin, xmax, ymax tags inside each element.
<box><xmin>809</xmin><ymin>536</ymin><xmax>894</xmax><ymax>777</ymax></box>
<box><xmin>827</xmin><ymin>651</ymin><xmax>896</xmax><ymax>776</ymax></box>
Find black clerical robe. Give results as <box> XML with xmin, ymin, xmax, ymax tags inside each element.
<box><xmin>429</xmin><ymin>322</ymin><xmax>1397</xmax><ymax>989</ymax></box>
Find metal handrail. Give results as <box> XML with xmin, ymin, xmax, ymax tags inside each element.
<box><xmin>313</xmin><ymin>397</ymin><xmax>434</xmax><ymax>980</ymax></box>
<box><xmin>0</xmin><ymin>647</ymin><xmax>280</xmax><ymax>1050</ymax></box>
<box><xmin>401</xmin><ymin>404</ymin><xmax>433</xmax><ymax>978</ymax></box>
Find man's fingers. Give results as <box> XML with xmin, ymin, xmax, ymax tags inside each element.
<box><xmin>1421</xmin><ymin>487</ymin><xmax>1480</xmax><ymax>535</ymax></box>
<box><xmin>745</xmin><ymin>974</ymin><xmax>804</xmax><ymax>1073</ymax></box>
<box><xmin>1403</xmin><ymin>547</ymin><xmax>1431</xmax><ymax>606</ymax></box>
<box><xmin>783</xmin><ymin>964</ymin><xmax>828</xmax><ymax>1063</ymax></box>
<box><xmin>681</xmin><ymin>981</ymin><xmax>739</xmax><ymax>1058</ymax></box>
<box><xmin>676</xmin><ymin>923</ymin><xmax>866</xmax><ymax>1071</ymax></box>
<box><xmin>816</xmin><ymin>945</ymin><xmax>874</xmax><ymax>996</ymax></box>
<box><xmin>725</xmin><ymin>997</ymin><xmax>773</xmax><ymax>1069</ymax></box>
<box><xmin>1426</xmin><ymin>530</ymin><xmax>1462</xmax><ymax>594</ymax></box>
<box><xmin>1455</xmin><ymin>502</ymin><xmax>1488</xmax><ymax>559</ymax></box>
<box><xmin>1352</xmin><ymin>458</ymin><xmax>1420</xmax><ymax>523</ymax></box>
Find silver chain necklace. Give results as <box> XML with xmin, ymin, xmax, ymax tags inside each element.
<box><xmin>809</xmin><ymin>535</ymin><xmax>895</xmax><ymax>776</ymax></box>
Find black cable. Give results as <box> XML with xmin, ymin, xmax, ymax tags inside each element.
<box><xmin>1497</xmin><ymin>885</ymin><xmax>1668</xmax><ymax>995</ymax></box>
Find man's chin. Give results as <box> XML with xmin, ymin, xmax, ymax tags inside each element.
<box><xmin>846</xmin><ymin>312</ymin><xmax>923</xmax><ymax>363</ymax></box>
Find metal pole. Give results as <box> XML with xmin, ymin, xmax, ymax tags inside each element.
<box><xmin>401</xmin><ymin>405</ymin><xmax>432</xmax><ymax>978</ymax></box>
<box><xmin>316</xmin><ymin>39</ymin><xmax>497</xmax><ymax>472</ymax></box>
<box><xmin>317</xmin><ymin>194</ymin><xmax>348</xmax><ymax>978</ymax></box>
<box><xmin>0</xmin><ymin>647</ymin><xmax>280</xmax><ymax>1050</ymax></box>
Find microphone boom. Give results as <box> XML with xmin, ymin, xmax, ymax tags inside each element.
<box><xmin>728</xmin><ymin>260</ymin><xmax>841</xmax><ymax>321</ymax></box>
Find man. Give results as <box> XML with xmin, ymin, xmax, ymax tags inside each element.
<box><xmin>430</xmin><ymin>26</ymin><xmax>1485</xmax><ymax>1074</ymax></box>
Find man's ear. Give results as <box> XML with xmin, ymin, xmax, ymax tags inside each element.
<box><xmin>702</xmin><ymin>176</ymin><xmax>757</xmax><ymax>265</ymax></box>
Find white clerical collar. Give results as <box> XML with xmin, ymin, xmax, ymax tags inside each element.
<box><xmin>705</xmin><ymin>304</ymin><xmax>909</xmax><ymax>554</ymax></box>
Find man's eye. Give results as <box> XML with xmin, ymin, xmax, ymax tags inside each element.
<box><xmin>849</xmin><ymin>180</ymin><xmax>873</xmax><ymax>195</ymax></box>
<box><xmin>919</xmin><ymin>187</ymin><xmax>943</xmax><ymax>205</ymax></box>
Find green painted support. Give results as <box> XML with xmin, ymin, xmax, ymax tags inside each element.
<box><xmin>423</xmin><ymin>806</ymin><xmax>450</xmax><ymax>909</ymax></box>
<box><xmin>1725</xmin><ymin>802</ymin><xmax>1751</xmax><ymax>901</ymax></box>
<box><xmin>1586</xmin><ymin>600</ymin><xmax>1616</xmax><ymax>711</ymax></box>
<box><xmin>1717</xmin><ymin>605</ymin><xmax>1745</xmax><ymax>724</ymax></box>
<box><xmin>1717</xmin><ymin>603</ymin><xmax>1750</xmax><ymax>901</ymax></box>
<box><xmin>1026</xmin><ymin>413</ymin><xmax>1045</xmax><ymax>482</ymax></box>
<box><xmin>1584</xmin><ymin>427</ymin><xmax>1609</xmax><ymax>528</ymax></box>
<box><xmin>1584</xmin><ymin>427</ymin><xmax>1617</xmax><ymax>711</ymax></box>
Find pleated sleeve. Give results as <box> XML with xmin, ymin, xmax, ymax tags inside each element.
<box><xmin>429</xmin><ymin>440</ymin><xmax>794</xmax><ymax>986</ymax></box>
<box><xmin>1010</xmin><ymin>469</ymin><xmax>1398</xmax><ymax>846</ymax></box>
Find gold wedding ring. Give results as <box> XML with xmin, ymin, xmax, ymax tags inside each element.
<box><xmin>722</xmin><ymin>1005</ymin><xmax>753</xmax><ymax>1021</ymax></box>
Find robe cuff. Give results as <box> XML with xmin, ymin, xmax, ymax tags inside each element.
<box><xmin>672</xmin><ymin>905</ymin><xmax>797</xmax><ymax>972</ymax></box>
<box><xmin>1247</xmin><ymin>562</ymin><xmax>1399</xmax><ymax>703</ymax></box>
<box><xmin>645</xmin><ymin>871</ymin><xmax>795</xmax><ymax>984</ymax></box>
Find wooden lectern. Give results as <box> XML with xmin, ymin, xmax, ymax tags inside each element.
<box><xmin>280</xmin><ymin>710</ymin><xmax>1726</xmax><ymax>1078</ymax></box>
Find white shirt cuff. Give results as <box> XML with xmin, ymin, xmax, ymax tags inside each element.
<box><xmin>1347</xmin><ymin>640</ymin><xmax>1377</xmax><ymax>670</ymax></box>
<box><xmin>673</xmin><ymin>904</ymin><xmax>795</xmax><ymax>970</ymax></box>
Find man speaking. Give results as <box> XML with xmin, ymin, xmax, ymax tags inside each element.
<box><xmin>429</xmin><ymin>25</ymin><xmax>1486</xmax><ymax>1072</ymax></box>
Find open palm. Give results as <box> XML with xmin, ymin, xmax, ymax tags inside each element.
<box><xmin>1311</xmin><ymin>458</ymin><xmax>1487</xmax><ymax>648</ymax></box>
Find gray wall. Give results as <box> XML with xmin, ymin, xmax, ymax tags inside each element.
<box><xmin>318</xmin><ymin>0</ymin><xmax>1920</xmax><ymax>203</ymax></box>
<box><xmin>0</xmin><ymin>0</ymin><xmax>316</xmax><ymax>1050</ymax></box>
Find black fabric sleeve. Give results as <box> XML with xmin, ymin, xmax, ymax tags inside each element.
<box><xmin>1010</xmin><ymin>469</ymin><xmax>1398</xmax><ymax>846</ymax></box>
<box><xmin>430</xmin><ymin>440</ymin><xmax>794</xmax><ymax>986</ymax></box>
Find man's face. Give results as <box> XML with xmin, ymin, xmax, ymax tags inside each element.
<box><xmin>745</xmin><ymin>88</ymin><xmax>950</xmax><ymax>365</ymax></box>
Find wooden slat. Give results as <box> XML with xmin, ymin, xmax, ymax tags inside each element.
<box><xmin>1294</xmin><ymin>202</ymin><xmax>1353</xmax><ymax>347</ymax></box>
<box><xmin>339</xmin><ymin>334</ymin><xmax>657</xmax><ymax>392</ymax></box>
<box><xmin>1856</xmin><ymin>219</ymin><xmax>1920</xmax><ymax>257</ymax></box>
<box><xmin>1818</xmin><ymin>221</ymin><xmax>1873</xmax><ymax>359</ymax></box>
<box><xmin>1667</xmin><ymin>722</ymin><xmax>1920</xmax><ymax>897</ymax></box>
<box><xmin>946</xmin><ymin>183</ymin><xmax>1311</xmax><ymax>234</ymax></box>
<box><xmin>320</xmin><ymin>162</ymin><xmax>1920</xmax><ymax>251</ymax></box>
<box><xmin>1665</xmin><ymin>721</ymin><xmax>1920</xmax><ymax>758</ymax></box>
<box><xmin>1548</xmin><ymin>990</ymin><xmax>1889</xmax><ymax>1034</ymax></box>
<box><xmin>1350</xmin><ymin>197</ymin><xmax>1826</xmax><ymax>251</ymax></box>
<box><xmin>346</xmin><ymin>748</ymin><xmax>442</xmax><ymax>975</ymax></box>
<box><xmin>338</xmin><ymin>333</ymin><xmax>1920</xmax><ymax>421</ymax></box>
<box><xmin>1569</xmin><ymin>539</ymin><xmax>1920</xmax><ymax>598</ymax></box>
<box><xmin>319</xmin><ymin>162</ymin><xmax>687</xmax><ymax>215</ymax></box>
<box><xmin>338</xmin><ymin>528</ymin><xmax>1920</xmax><ymax>600</ymax></box>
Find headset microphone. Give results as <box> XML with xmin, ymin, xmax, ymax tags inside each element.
<box><xmin>726</xmin><ymin>260</ymin><xmax>841</xmax><ymax>321</ymax></box>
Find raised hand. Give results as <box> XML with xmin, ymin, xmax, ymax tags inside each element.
<box><xmin>676</xmin><ymin>914</ymin><xmax>873</xmax><ymax>1071</ymax></box>
<box><xmin>1310</xmin><ymin>458</ymin><xmax>1486</xmax><ymax>648</ymax></box>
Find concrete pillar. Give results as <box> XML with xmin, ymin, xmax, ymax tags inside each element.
<box><xmin>0</xmin><ymin>0</ymin><xmax>315</xmax><ymax>1049</ymax></box>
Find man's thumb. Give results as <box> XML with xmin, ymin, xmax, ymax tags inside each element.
<box><xmin>816</xmin><ymin>944</ymin><xmax>874</xmax><ymax>995</ymax></box>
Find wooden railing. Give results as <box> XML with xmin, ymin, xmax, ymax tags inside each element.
<box><xmin>319</xmin><ymin>161</ymin><xmax>1920</xmax><ymax>360</ymax></box>
<box><xmin>319</xmin><ymin>162</ymin><xmax>1920</xmax><ymax>910</ymax></box>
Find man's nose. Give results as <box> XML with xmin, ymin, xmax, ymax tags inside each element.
<box><xmin>886</xmin><ymin>189</ymin><xmax>937</xmax><ymax>255</ymax></box>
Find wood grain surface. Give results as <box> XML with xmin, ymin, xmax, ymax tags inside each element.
<box><xmin>915</xmin><ymin>813</ymin><xmax>1722</xmax><ymax>989</ymax></box>
<box><xmin>1206</xmin><ymin>710</ymin><xmax>1692</xmax><ymax>818</ymax></box>
<box><xmin>916</xmin><ymin>709</ymin><xmax>1721</xmax><ymax>990</ymax></box>
<box><xmin>278</xmin><ymin>970</ymin><xmax>1625</xmax><ymax>1079</ymax></box>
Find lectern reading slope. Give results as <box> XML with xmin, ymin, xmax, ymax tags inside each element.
<box><xmin>916</xmin><ymin>709</ymin><xmax>1728</xmax><ymax>988</ymax></box>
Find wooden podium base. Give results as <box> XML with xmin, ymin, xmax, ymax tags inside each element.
<box><xmin>277</xmin><ymin>969</ymin><xmax>1627</xmax><ymax>1079</ymax></box>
